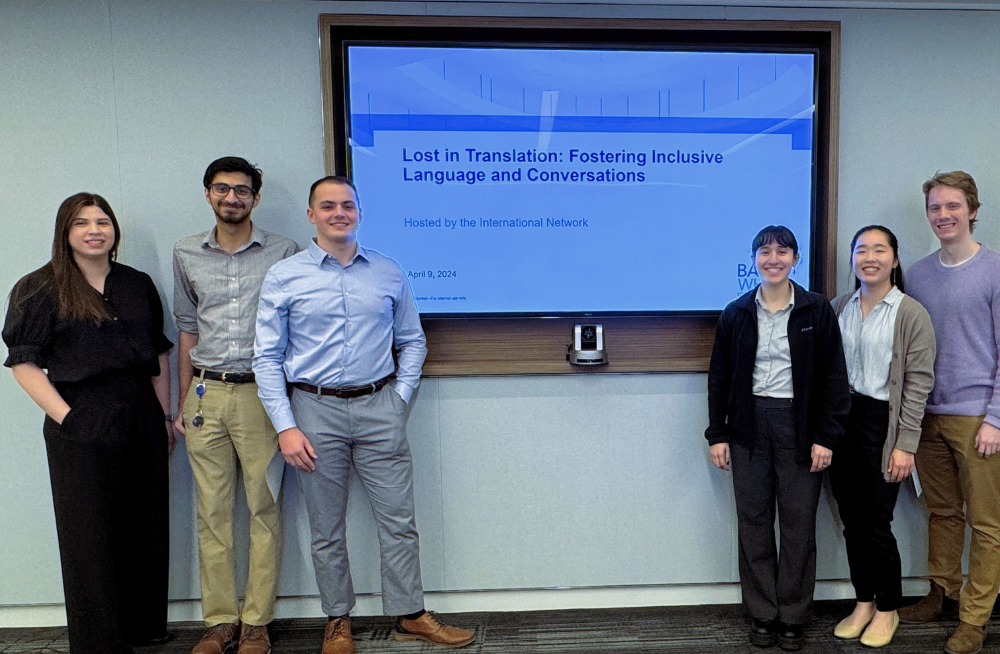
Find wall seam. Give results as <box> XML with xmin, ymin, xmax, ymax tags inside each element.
<box><xmin>105</xmin><ymin>0</ymin><xmax>126</xmax><ymax>231</ymax></box>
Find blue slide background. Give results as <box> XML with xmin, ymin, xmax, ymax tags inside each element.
<box><xmin>347</xmin><ymin>46</ymin><xmax>816</xmax><ymax>314</ymax></box>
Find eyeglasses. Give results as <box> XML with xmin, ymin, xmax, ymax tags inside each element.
<box><xmin>209</xmin><ymin>183</ymin><xmax>255</xmax><ymax>199</ymax></box>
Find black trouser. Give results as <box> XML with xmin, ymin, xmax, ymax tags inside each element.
<box><xmin>43</xmin><ymin>374</ymin><xmax>170</xmax><ymax>654</ymax></box>
<box><xmin>731</xmin><ymin>396</ymin><xmax>823</xmax><ymax>626</ymax></box>
<box><xmin>829</xmin><ymin>393</ymin><xmax>902</xmax><ymax>610</ymax></box>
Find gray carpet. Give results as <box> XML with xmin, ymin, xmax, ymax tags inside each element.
<box><xmin>0</xmin><ymin>600</ymin><xmax>991</xmax><ymax>653</ymax></box>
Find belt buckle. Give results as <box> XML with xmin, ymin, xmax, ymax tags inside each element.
<box><xmin>221</xmin><ymin>372</ymin><xmax>230</xmax><ymax>383</ymax></box>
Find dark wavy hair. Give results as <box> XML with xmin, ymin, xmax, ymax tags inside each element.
<box><xmin>203</xmin><ymin>156</ymin><xmax>263</xmax><ymax>195</ymax></box>
<box><xmin>849</xmin><ymin>224</ymin><xmax>904</xmax><ymax>293</ymax></box>
<box><xmin>51</xmin><ymin>192</ymin><xmax>120</xmax><ymax>322</ymax></box>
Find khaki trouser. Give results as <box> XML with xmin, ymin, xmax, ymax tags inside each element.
<box><xmin>916</xmin><ymin>413</ymin><xmax>1000</xmax><ymax>625</ymax></box>
<box><xmin>184</xmin><ymin>378</ymin><xmax>282</xmax><ymax>626</ymax></box>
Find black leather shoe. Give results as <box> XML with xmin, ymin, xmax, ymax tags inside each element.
<box><xmin>778</xmin><ymin>623</ymin><xmax>804</xmax><ymax>651</ymax></box>
<box><xmin>132</xmin><ymin>631</ymin><xmax>176</xmax><ymax>647</ymax></box>
<box><xmin>750</xmin><ymin>618</ymin><xmax>777</xmax><ymax>647</ymax></box>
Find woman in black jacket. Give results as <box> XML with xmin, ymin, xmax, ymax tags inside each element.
<box><xmin>705</xmin><ymin>225</ymin><xmax>850</xmax><ymax>651</ymax></box>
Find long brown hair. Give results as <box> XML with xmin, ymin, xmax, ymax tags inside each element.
<box><xmin>51</xmin><ymin>192</ymin><xmax>121</xmax><ymax>322</ymax></box>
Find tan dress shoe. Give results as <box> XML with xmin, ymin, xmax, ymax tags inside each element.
<box><xmin>945</xmin><ymin>621</ymin><xmax>987</xmax><ymax>654</ymax></box>
<box><xmin>322</xmin><ymin>617</ymin><xmax>354</xmax><ymax>654</ymax></box>
<box><xmin>237</xmin><ymin>624</ymin><xmax>270</xmax><ymax>654</ymax></box>
<box><xmin>395</xmin><ymin>612</ymin><xmax>476</xmax><ymax>647</ymax></box>
<box><xmin>192</xmin><ymin>622</ymin><xmax>242</xmax><ymax>654</ymax></box>
<box><xmin>898</xmin><ymin>581</ymin><xmax>959</xmax><ymax>623</ymax></box>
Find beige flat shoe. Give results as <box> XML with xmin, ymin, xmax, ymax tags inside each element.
<box><xmin>860</xmin><ymin>612</ymin><xmax>899</xmax><ymax>648</ymax></box>
<box><xmin>833</xmin><ymin>608</ymin><xmax>875</xmax><ymax>639</ymax></box>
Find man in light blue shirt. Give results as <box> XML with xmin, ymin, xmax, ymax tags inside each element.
<box><xmin>253</xmin><ymin>176</ymin><xmax>474</xmax><ymax>654</ymax></box>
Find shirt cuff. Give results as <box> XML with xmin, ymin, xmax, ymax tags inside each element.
<box><xmin>395</xmin><ymin>382</ymin><xmax>414</xmax><ymax>404</ymax></box>
<box><xmin>267</xmin><ymin>402</ymin><xmax>297</xmax><ymax>434</ymax></box>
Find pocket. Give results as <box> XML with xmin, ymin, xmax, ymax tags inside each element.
<box><xmin>57</xmin><ymin>402</ymin><xmax>128</xmax><ymax>444</ymax></box>
<box><xmin>384</xmin><ymin>384</ymin><xmax>411</xmax><ymax>421</ymax></box>
<box><xmin>387</xmin><ymin>384</ymin><xmax>407</xmax><ymax>410</ymax></box>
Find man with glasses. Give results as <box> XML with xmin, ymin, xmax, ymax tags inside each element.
<box><xmin>174</xmin><ymin>157</ymin><xmax>298</xmax><ymax>654</ymax></box>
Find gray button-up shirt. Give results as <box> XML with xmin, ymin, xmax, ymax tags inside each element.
<box><xmin>752</xmin><ymin>286</ymin><xmax>795</xmax><ymax>398</ymax></box>
<box><xmin>173</xmin><ymin>224</ymin><xmax>298</xmax><ymax>372</ymax></box>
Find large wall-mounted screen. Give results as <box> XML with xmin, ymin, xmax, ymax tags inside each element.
<box><xmin>343</xmin><ymin>45</ymin><xmax>818</xmax><ymax>316</ymax></box>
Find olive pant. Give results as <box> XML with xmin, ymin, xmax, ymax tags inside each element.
<box><xmin>917</xmin><ymin>413</ymin><xmax>1000</xmax><ymax>626</ymax></box>
<box><xmin>183</xmin><ymin>378</ymin><xmax>282</xmax><ymax>626</ymax></box>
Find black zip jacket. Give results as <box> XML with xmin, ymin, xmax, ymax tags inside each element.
<box><xmin>705</xmin><ymin>281</ymin><xmax>850</xmax><ymax>461</ymax></box>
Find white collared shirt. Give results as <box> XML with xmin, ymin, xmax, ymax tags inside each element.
<box><xmin>752</xmin><ymin>286</ymin><xmax>795</xmax><ymax>398</ymax></box>
<box><xmin>838</xmin><ymin>286</ymin><xmax>903</xmax><ymax>401</ymax></box>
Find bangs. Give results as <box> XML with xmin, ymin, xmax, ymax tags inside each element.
<box><xmin>752</xmin><ymin>225</ymin><xmax>798</xmax><ymax>256</ymax></box>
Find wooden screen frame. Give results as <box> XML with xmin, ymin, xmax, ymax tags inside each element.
<box><xmin>319</xmin><ymin>14</ymin><xmax>840</xmax><ymax>377</ymax></box>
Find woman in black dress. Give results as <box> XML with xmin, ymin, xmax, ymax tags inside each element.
<box><xmin>3</xmin><ymin>193</ymin><xmax>173</xmax><ymax>654</ymax></box>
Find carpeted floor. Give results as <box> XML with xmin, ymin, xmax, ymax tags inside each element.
<box><xmin>0</xmin><ymin>599</ymin><xmax>986</xmax><ymax>653</ymax></box>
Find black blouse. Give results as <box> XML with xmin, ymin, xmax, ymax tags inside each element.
<box><xmin>3</xmin><ymin>262</ymin><xmax>173</xmax><ymax>383</ymax></box>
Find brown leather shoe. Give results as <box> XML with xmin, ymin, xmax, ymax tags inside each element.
<box><xmin>237</xmin><ymin>624</ymin><xmax>270</xmax><ymax>654</ymax></box>
<box><xmin>946</xmin><ymin>621</ymin><xmax>987</xmax><ymax>654</ymax></box>
<box><xmin>898</xmin><ymin>581</ymin><xmax>959</xmax><ymax>624</ymax></box>
<box><xmin>322</xmin><ymin>617</ymin><xmax>354</xmax><ymax>654</ymax></box>
<box><xmin>191</xmin><ymin>622</ymin><xmax>241</xmax><ymax>654</ymax></box>
<box><xmin>395</xmin><ymin>612</ymin><xmax>475</xmax><ymax>648</ymax></box>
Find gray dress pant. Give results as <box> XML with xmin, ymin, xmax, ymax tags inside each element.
<box><xmin>730</xmin><ymin>397</ymin><xmax>823</xmax><ymax>626</ymax></box>
<box><xmin>291</xmin><ymin>384</ymin><xmax>424</xmax><ymax>617</ymax></box>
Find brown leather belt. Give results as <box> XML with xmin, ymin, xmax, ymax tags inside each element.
<box><xmin>289</xmin><ymin>375</ymin><xmax>393</xmax><ymax>398</ymax></box>
<box><xmin>193</xmin><ymin>368</ymin><xmax>255</xmax><ymax>384</ymax></box>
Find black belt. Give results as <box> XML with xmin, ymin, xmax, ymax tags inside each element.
<box><xmin>193</xmin><ymin>368</ymin><xmax>256</xmax><ymax>384</ymax></box>
<box><xmin>289</xmin><ymin>375</ymin><xmax>393</xmax><ymax>398</ymax></box>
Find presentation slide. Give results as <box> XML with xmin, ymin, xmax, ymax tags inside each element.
<box><xmin>346</xmin><ymin>46</ymin><xmax>816</xmax><ymax>314</ymax></box>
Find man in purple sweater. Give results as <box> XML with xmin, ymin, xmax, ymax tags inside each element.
<box><xmin>900</xmin><ymin>171</ymin><xmax>1000</xmax><ymax>654</ymax></box>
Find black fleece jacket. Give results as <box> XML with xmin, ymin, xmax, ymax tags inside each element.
<box><xmin>705</xmin><ymin>282</ymin><xmax>851</xmax><ymax>461</ymax></box>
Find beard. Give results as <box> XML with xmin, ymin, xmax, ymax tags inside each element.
<box><xmin>215</xmin><ymin>203</ymin><xmax>252</xmax><ymax>225</ymax></box>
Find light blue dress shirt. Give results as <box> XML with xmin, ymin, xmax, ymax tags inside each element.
<box><xmin>253</xmin><ymin>240</ymin><xmax>427</xmax><ymax>433</ymax></box>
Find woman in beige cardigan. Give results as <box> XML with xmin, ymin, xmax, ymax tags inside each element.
<box><xmin>829</xmin><ymin>225</ymin><xmax>936</xmax><ymax>648</ymax></box>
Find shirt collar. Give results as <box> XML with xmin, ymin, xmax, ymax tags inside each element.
<box><xmin>849</xmin><ymin>285</ymin><xmax>903</xmax><ymax>309</ymax></box>
<box><xmin>307</xmin><ymin>239</ymin><xmax>369</xmax><ymax>267</ymax></box>
<box><xmin>755</xmin><ymin>283</ymin><xmax>795</xmax><ymax>314</ymax></box>
<box><xmin>202</xmin><ymin>223</ymin><xmax>264</xmax><ymax>254</ymax></box>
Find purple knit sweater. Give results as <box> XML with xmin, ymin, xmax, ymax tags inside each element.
<box><xmin>907</xmin><ymin>245</ymin><xmax>1000</xmax><ymax>429</ymax></box>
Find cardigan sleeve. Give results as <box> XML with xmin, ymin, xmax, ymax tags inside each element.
<box><xmin>894</xmin><ymin>297</ymin><xmax>936</xmax><ymax>453</ymax></box>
